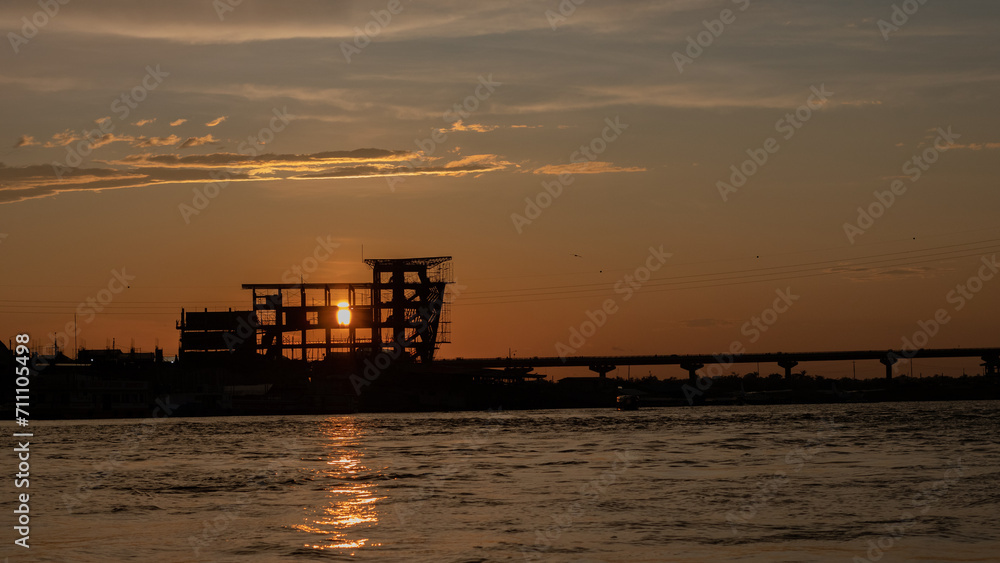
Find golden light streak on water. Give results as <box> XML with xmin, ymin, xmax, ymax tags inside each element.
<box><xmin>293</xmin><ymin>418</ymin><xmax>384</xmax><ymax>550</ymax></box>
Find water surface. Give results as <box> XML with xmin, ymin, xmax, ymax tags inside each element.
<box><xmin>4</xmin><ymin>401</ymin><xmax>998</xmax><ymax>562</ymax></box>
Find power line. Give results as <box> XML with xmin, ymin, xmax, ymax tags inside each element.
<box><xmin>455</xmin><ymin>239</ymin><xmax>1000</xmax><ymax>305</ymax></box>
<box><xmin>458</xmin><ymin>237</ymin><xmax>1000</xmax><ymax>298</ymax></box>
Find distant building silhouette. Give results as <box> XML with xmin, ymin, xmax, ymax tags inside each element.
<box><xmin>178</xmin><ymin>257</ymin><xmax>452</xmax><ymax>364</ymax></box>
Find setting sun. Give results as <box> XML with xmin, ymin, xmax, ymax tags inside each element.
<box><xmin>336</xmin><ymin>301</ymin><xmax>351</xmax><ymax>326</ymax></box>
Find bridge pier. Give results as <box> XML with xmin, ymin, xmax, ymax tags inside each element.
<box><xmin>880</xmin><ymin>354</ymin><xmax>898</xmax><ymax>383</ymax></box>
<box><xmin>777</xmin><ymin>359</ymin><xmax>799</xmax><ymax>382</ymax></box>
<box><xmin>680</xmin><ymin>362</ymin><xmax>704</xmax><ymax>384</ymax></box>
<box><xmin>982</xmin><ymin>354</ymin><xmax>999</xmax><ymax>377</ymax></box>
<box><xmin>589</xmin><ymin>364</ymin><xmax>616</xmax><ymax>380</ymax></box>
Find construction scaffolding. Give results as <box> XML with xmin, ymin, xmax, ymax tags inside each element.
<box><xmin>240</xmin><ymin>282</ymin><xmax>374</xmax><ymax>361</ymax></box>
<box><xmin>174</xmin><ymin>256</ymin><xmax>454</xmax><ymax>363</ymax></box>
<box><xmin>365</xmin><ymin>256</ymin><xmax>453</xmax><ymax>363</ymax></box>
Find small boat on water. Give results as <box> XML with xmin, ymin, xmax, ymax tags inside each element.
<box><xmin>616</xmin><ymin>394</ymin><xmax>639</xmax><ymax>411</ymax></box>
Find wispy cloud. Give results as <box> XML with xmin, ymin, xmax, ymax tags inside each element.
<box><xmin>205</xmin><ymin>116</ymin><xmax>227</xmax><ymax>127</ymax></box>
<box><xmin>133</xmin><ymin>135</ymin><xmax>181</xmax><ymax>147</ymax></box>
<box><xmin>178</xmin><ymin>135</ymin><xmax>220</xmax><ymax>149</ymax></box>
<box><xmin>169</xmin><ymin>119</ymin><xmax>187</xmax><ymax>127</ymax></box>
<box><xmin>111</xmin><ymin>148</ymin><xmax>412</xmax><ymax>171</ymax></box>
<box><xmin>13</xmin><ymin>135</ymin><xmax>38</xmax><ymax>148</ymax></box>
<box><xmin>440</xmin><ymin>120</ymin><xmax>498</xmax><ymax>133</ymax></box>
<box><xmin>0</xmin><ymin>162</ymin><xmax>251</xmax><ymax>205</ymax></box>
<box><xmin>133</xmin><ymin>118</ymin><xmax>156</xmax><ymax>127</ymax></box>
<box><xmin>43</xmin><ymin>130</ymin><xmax>81</xmax><ymax>148</ymax></box>
<box><xmin>88</xmin><ymin>134</ymin><xmax>136</xmax><ymax>149</ymax></box>
<box><xmin>533</xmin><ymin>161</ymin><xmax>645</xmax><ymax>175</ymax></box>
<box><xmin>292</xmin><ymin>153</ymin><xmax>514</xmax><ymax>180</ymax></box>
<box><xmin>0</xmin><ymin>148</ymin><xmax>510</xmax><ymax>204</ymax></box>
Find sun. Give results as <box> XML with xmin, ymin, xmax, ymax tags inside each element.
<box><xmin>336</xmin><ymin>301</ymin><xmax>351</xmax><ymax>326</ymax></box>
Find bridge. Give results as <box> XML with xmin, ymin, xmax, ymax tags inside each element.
<box><xmin>436</xmin><ymin>348</ymin><xmax>1000</xmax><ymax>382</ymax></box>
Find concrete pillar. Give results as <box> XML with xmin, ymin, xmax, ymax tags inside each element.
<box><xmin>880</xmin><ymin>355</ymin><xmax>897</xmax><ymax>383</ymax></box>
<box><xmin>778</xmin><ymin>359</ymin><xmax>799</xmax><ymax>381</ymax></box>
<box><xmin>589</xmin><ymin>364</ymin><xmax>616</xmax><ymax>379</ymax></box>
<box><xmin>982</xmin><ymin>354</ymin><xmax>999</xmax><ymax>377</ymax></box>
<box><xmin>680</xmin><ymin>362</ymin><xmax>704</xmax><ymax>384</ymax></box>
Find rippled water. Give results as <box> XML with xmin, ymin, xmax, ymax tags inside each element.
<box><xmin>4</xmin><ymin>401</ymin><xmax>998</xmax><ymax>562</ymax></box>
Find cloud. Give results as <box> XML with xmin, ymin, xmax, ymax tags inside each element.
<box><xmin>440</xmin><ymin>120</ymin><xmax>499</xmax><ymax>133</ymax></box>
<box><xmin>41</xmin><ymin>130</ymin><xmax>136</xmax><ymax>149</ymax></box>
<box><xmin>533</xmin><ymin>161</ymin><xmax>646</xmax><ymax>175</ymax></box>
<box><xmin>169</xmin><ymin>119</ymin><xmax>187</xmax><ymax>127</ymax></box>
<box><xmin>0</xmin><ymin>162</ymin><xmax>252</xmax><ymax>205</ymax></box>
<box><xmin>43</xmin><ymin>130</ymin><xmax>81</xmax><ymax>147</ymax></box>
<box><xmin>88</xmin><ymin>134</ymin><xmax>136</xmax><ymax>149</ymax></box>
<box><xmin>205</xmin><ymin>116</ymin><xmax>227</xmax><ymax>127</ymax></box>
<box><xmin>290</xmin><ymin>153</ymin><xmax>514</xmax><ymax>180</ymax></box>
<box><xmin>133</xmin><ymin>119</ymin><xmax>156</xmax><ymax>127</ymax></box>
<box><xmin>133</xmin><ymin>135</ymin><xmax>181</xmax><ymax>147</ymax></box>
<box><xmin>13</xmin><ymin>135</ymin><xmax>38</xmax><ymax>148</ymax></box>
<box><xmin>112</xmin><ymin>148</ymin><xmax>412</xmax><ymax>170</ymax></box>
<box><xmin>178</xmin><ymin>135</ymin><xmax>220</xmax><ymax>149</ymax></box>
<box><xmin>0</xmin><ymin>147</ymin><xmax>503</xmax><ymax>204</ymax></box>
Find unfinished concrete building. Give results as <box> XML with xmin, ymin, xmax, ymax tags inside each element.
<box><xmin>177</xmin><ymin>257</ymin><xmax>453</xmax><ymax>364</ymax></box>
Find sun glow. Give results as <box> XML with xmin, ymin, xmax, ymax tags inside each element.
<box><xmin>336</xmin><ymin>301</ymin><xmax>351</xmax><ymax>325</ymax></box>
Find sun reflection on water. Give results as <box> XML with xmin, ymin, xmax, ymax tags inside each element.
<box><xmin>292</xmin><ymin>418</ymin><xmax>384</xmax><ymax>551</ymax></box>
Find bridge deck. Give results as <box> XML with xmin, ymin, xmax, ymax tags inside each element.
<box><xmin>436</xmin><ymin>348</ymin><xmax>1000</xmax><ymax>380</ymax></box>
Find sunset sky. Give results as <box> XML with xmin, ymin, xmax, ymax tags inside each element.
<box><xmin>2</xmin><ymin>0</ymin><xmax>999</xmax><ymax>379</ymax></box>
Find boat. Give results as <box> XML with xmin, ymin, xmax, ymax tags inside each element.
<box><xmin>616</xmin><ymin>394</ymin><xmax>639</xmax><ymax>410</ymax></box>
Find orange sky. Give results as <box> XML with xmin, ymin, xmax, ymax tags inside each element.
<box><xmin>2</xmin><ymin>1</ymin><xmax>999</xmax><ymax>378</ymax></box>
